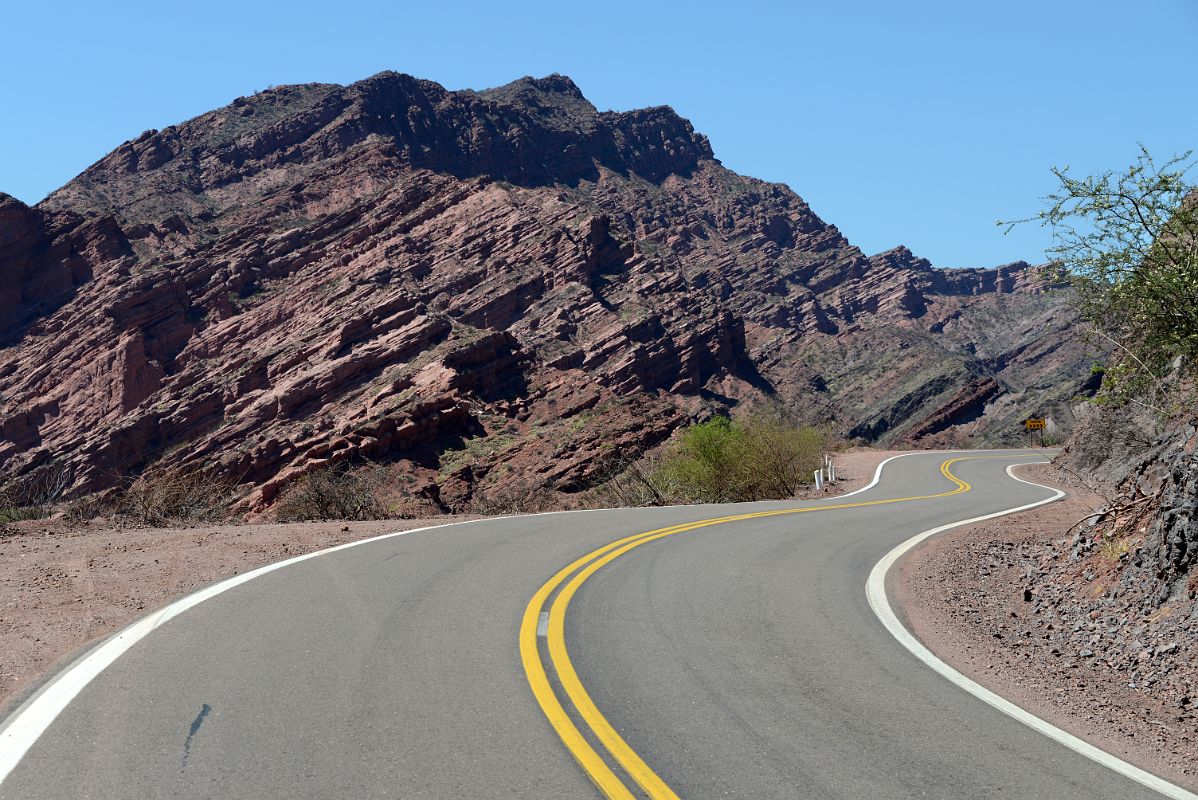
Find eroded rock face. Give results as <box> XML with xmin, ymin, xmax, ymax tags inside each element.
<box><xmin>0</xmin><ymin>72</ymin><xmax>1095</xmax><ymax>508</ymax></box>
<box><xmin>0</xmin><ymin>194</ymin><xmax>126</xmax><ymax>346</ymax></box>
<box><xmin>1077</xmin><ymin>421</ymin><xmax>1198</xmax><ymax>601</ymax></box>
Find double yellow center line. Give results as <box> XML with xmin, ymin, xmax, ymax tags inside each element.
<box><xmin>519</xmin><ymin>458</ymin><xmax>972</xmax><ymax>799</ymax></box>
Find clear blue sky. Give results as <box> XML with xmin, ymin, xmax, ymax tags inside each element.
<box><xmin>2</xmin><ymin>0</ymin><xmax>1194</xmax><ymax>267</ymax></box>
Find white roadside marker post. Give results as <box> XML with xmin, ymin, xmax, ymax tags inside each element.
<box><xmin>814</xmin><ymin>469</ymin><xmax>824</xmax><ymax>491</ymax></box>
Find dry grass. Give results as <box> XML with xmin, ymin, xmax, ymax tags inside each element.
<box><xmin>1148</xmin><ymin>604</ymin><xmax>1174</xmax><ymax>624</ymax></box>
<box><xmin>1097</xmin><ymin>534</ymin><xmax>1136</xmax><ymax>563</ymax></box>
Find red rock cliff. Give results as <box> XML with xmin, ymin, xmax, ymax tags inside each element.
<box><xmin>0</xmin><ymin>73</ymin><xmax>1093</xmax><ymax>509</ymax></box>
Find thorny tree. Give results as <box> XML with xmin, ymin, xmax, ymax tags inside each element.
<box><xmin>1004</xmin><ymin>146</ymin><xmax>1198</xmax><ymax>415</ymax></box>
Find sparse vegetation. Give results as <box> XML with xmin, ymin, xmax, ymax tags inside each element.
<box><xmin>437</xmin><ymin>433</ymin><xmax>518</xmax><ymax>477</ymax></box>
<box><xmin>2</xmin><ymin>461</ymin><xmax>244</xmax><ymax>526</ymax></box>
<box><xmin>120</xmin><ymin>467</ymin><xmax>235</xmax><ymax>525</ymax></box>
<box><xmin>466</xmin><ymin>481</ymin><xmax>556</xmax><ymax>516</ymax></box>
<box><xmin>1004</xmin><ymin>146</ymin><xmax>1197</xmax><ymax>414</ymax></box>
<box><xmin>275</xmin><ymin>463</ymin><xmax>386</xmax><ymax>522</ymax></box>
<box><xmin>60</xmin><ymin>494</ymin><xmax>111</xmax><ymax>524</ymax></box>
<box><xmin>0</xmin><ymin>462</ymin><xmax>72</xmax><ymax>522</ymax></box>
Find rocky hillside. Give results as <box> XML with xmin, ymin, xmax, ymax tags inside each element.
<box><xmin>0</xmin><ymin>72</ymin><xmax>1095</xmax><ymax>511</ymax></box>
<box><xmin>975</xmin><ymin>403</ymin><xmax>1197</xmax><ymax>723</ymax></box>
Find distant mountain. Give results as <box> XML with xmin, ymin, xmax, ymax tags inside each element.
<box><xmin>0</xmin><ymin>72</ymin><xmax>1096</xmax><ymax>510</ymax></box>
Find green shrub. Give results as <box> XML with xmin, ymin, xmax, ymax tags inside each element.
<box><xmin>1005</xmin><ymin>147</ymin><xmax>1197</xmax><ymax>413</ymax></box>
<box><xmin>654</xmin><ymin>413</ymin><xmax>831</xmax><ymax>503</ymax></box>
<box><xmin>657</xmin><ymin>416</ymin><xmax>746</xmax><ymax>502</ymax></box>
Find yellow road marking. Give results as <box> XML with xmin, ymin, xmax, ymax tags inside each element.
<box><xmin>521</xmin><ymin>457</ymin><xmax>984</xmax><ymax>798</ymax></box>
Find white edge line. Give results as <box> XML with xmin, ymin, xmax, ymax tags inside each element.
<box><xmin>0</xmin><ymin>447</ymin><xmax>1020</xmax><ymax>786</ymax></box>
<box><xmin>0</xmin><ymin>504</ymin><xmax>630</xmax><ymax>785</ymax></box>
<box><xmin>828</xmin><ymin>452</ymin><xmax>902</xmax><ymax>498</ymax></box>
<box><xmin>866</xmin><ymin>461</ymin><xmax>1198</xmax><ymax>800</ymax></box>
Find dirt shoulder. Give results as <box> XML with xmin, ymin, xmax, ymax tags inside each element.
<box><xmin>817</xmin><ymin>447</ymin><xmax>905</xmax><ymax>495</ymax></box>
<box><xmin>0</xmin><ymin>515</ymin><xmax>482</xmax><ymax>712</ymax></box>
<box><xmin>897</xmin><ymin>462</ymin><xmax>1198</xmax><ymax>790</ymax></box>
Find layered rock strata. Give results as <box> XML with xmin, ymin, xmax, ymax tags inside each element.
<box><xmin>0</xmin><ymin>73</ymin><xmax>1094</xmax><ymax>509</ymax></box>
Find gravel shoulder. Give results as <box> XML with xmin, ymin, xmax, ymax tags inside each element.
<box><xmin>0</xmin><ymin>448</ymin><xmax>894</xmax><ymax>716</ymax></box>
<box><xmin>897</xmin><ymin>462</ymin><xmax>1198</xmax><ymax>791</ymax></box>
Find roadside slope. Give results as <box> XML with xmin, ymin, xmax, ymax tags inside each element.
<box><xmin>898</xmin><ymin>462</ymin><xmax>1198</xmax><ymax>790</ymax></box>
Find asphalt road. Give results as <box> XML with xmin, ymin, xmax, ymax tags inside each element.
<box><xmin>0</xmin><ymin>451</ymin><xmax>1180</xmax><ymax>798</ymax></box>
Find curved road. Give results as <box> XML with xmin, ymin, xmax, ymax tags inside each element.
<box><xmin>0</xmin><ymin>451</ymin><xmax>1184</xmax><ymax>798</ymax></box>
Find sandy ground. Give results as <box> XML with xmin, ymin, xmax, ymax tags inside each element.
<box><xmin>0</xmin><ymin>448</ymin><xmax>895</xmax><ymax>716</ymax></box>
<box><xmin>898</xmin><ymin>462</ymin><xmax>1198</xmax><ymax>791</ymax></box>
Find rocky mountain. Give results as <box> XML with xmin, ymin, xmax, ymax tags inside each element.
<box><xmin>0</xmin><ymin>72</ymin><xmax>1096</xmax><ymax>511</ymax></box>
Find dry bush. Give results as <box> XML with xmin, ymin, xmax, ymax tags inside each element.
<box><xmin>735</xmin><ymin>413</ymin><xmax>828</xmax><ymax>499</ymax></box>
<box><xmin>120</xmin><ymin>467</ymin><xmax>234</xmax><ymax>525</ymax></box>
<box><xmin>61</xmin><ymin>494</ymin><xmax>116</xmax><ymax>524</ymax></box>
<box><xmin>466</xmin><ymin>481</ymin><xmax>557</xmax><ymax>516</ymax></box>
<box><xmin>591</xmin><ymin>454</ymin><xmax>675</xmax><ymax>508</ymax></box>
<box><xmin>0</xmin><ymin>462</ymin><xmax>73</xmax><ymax>522</ymax></box>
<box><xmin>275</xmin><ymin>464</ymin><xmax>386</xmax><ymax>522</ymax></box>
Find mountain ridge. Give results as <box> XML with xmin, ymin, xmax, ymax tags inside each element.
<box><xmin>0</xmin><ymin>72</ymin><xmax>1095</xmax><ymax>512</ymax></box>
